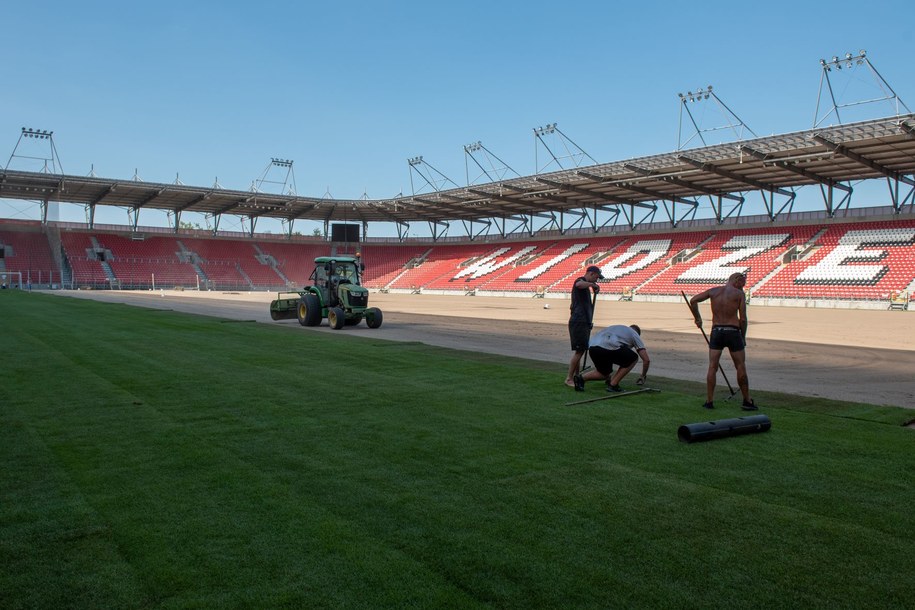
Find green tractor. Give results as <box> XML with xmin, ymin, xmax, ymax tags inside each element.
<box><xmin>269</xmin><ymin>255</ymin><xmax>383</xmax><ymax>329</ymax></box>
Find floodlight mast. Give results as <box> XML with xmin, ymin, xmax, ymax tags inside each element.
<box><xmin>5</xmin><ymin>127</ymin><xmax>63</xmax><ymax>174</ymax></box>
<box><xmin>676</xmin><ymin>86</ymin><xmax>757</xmax><ymax>150</ymax></box>
<box><xmin>234</xmin><ymin>157</ymin><xmax>298</xmax><ymax>237</ymax></box>
<box><xmin>674</xmin><ymin>89</ymin><xmax>767</xmax><ymax>223</ymax></box>
<box><xmin>407</xmin><ymin>155</ymin><xmax>459</xmax><ymax>195</ymax></box>
<box><xmin>254</xmin><ymin>158</ymin><xmax>297</xmax><ymax>196</ymax></box>
<box><xmin>533</xmin><ymin>123</ymin><xmax>598</xmax><ymax>174</ymax></box>
<box><xmin>813</xmin><ymin>50</ymin><xmax>911</xmax><ymax>128</ymax></box>
<box><xmin>4</xmin><ymin>127</ymin><xmax>65</xmax><ymax>224</ymax></box>
<box><xmin>463</xmin><ymin>140</ymin><xmax>520</xmax><ymax>186</ymax></box>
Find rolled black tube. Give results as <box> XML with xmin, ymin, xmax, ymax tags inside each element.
<box><xmin>678</xmin><ymin>414</ymin><xmax>771</xmax><ymax>443</ymax></box>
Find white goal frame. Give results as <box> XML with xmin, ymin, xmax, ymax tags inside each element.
<box><xmin>0</xmin><ymin>271</ymin><xmax>23</xmax><ymax>289</ymax></box>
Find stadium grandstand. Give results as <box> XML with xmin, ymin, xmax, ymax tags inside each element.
<box><xmin>2</xmin><ymin>207</ymin><xmax>914</xmax><ymax>309</ymax></box>
<box><xmin>2</xmin><ymin>55</ymin><xmax>914</xmax><ymax>309</ymax></box>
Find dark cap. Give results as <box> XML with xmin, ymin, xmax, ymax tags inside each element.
<box><xmin>586</xmin><ymin>265</ymin><xmax>604</xmax><ymax>279</ymax></box>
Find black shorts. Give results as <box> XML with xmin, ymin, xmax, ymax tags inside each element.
<box><xmin>709</xmin><ymin>325</ymin><xmax>745</xmax><ymax>352</ymax></box>
<box><xmin>569</xmin><ymin>321</ymin><xmax>591</xmax><ymax>353</ymax></box>
<box><xmin>588</xmin><ymin>345</ymin><xmax>637</xmax><ymax>375</ymax></box>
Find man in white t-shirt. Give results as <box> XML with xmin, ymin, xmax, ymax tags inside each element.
<box><xmin>573</xmin><ymin>324</ymin><xmax>651</xmax><ymax>392</ymax></box>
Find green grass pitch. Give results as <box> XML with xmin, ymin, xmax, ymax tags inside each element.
<box><xmin>1</xmin><ymin>290</ymin><xmax>913</xmax><ymax>608</ymax></box>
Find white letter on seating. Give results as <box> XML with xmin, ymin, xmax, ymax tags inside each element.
<box><xmin>795</xmin><ymin>229</ymin><xmax>915</xmax><ymax>284</ymax></box>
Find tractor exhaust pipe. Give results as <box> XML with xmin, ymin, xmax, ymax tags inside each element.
<box><xmin>677</xmin><ymin>414</ymin><xmax>771</xmax><ymax>443</ymax></box>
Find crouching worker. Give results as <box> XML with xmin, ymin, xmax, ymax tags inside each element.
<box><xmin>573</xmin><ymin>324</ymin><xmax>650</xmax><ymax>392</ymax></box>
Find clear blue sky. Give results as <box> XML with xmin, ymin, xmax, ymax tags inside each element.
<box><xmin>2</xmin><ymin>0</ymin><xmax>913</xmax><ymax>235</ymax></box>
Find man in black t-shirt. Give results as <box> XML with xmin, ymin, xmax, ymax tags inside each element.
<box><xmin>565</xmin><ymin>265</ymin><xmax>603</xmax><ymax>387</ymax></box>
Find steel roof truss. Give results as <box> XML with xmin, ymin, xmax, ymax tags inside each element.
<box><xmin>320</xmin><ymin>200</ymin><xmax>337</xmax><ymax>223</ymax></box>
<box><xmin>813</xmin><ymin>135</ymin><xmax>915</xmax><ymax>187</ymax></box>
<box><xmin>535</xmin><ymin>176</ymin><xmax>608</xmax><ymax>201</ymax></box>
<box><xmin>534</xmin><ymin>212</ymin><xmax>563</xmax><ymax>234</ymax></box>
<box><xmin>212</xmin><ymin>195</ymin><xmax>253</xmax><ymax>217</ymax></box>
<box><xmin>497</xmin><ymin>183</ymin><xmax>574</xmax><ymax>208</ymax></box>
<box><xmin>572</xmin><ymin>172</ymin><xmax>661</xmax><ymax>210</ymax></box>
<box><xmin>492</xmin><ymin>214</ymin><xmax>543</xmax><ymax>237</ymax></box>
<box><xmin>624</xmin><ymin>162</ymin><xmax>744</xmax><ymax>203</ymax></box>
<box><xmin>404</xmin><ymin>207</ymin><xmax>445</xmax><ymax>223</ymax></box>
<box><xmin>664</xmin><ymin>175</ymin><xmax>743</xmax><ymax>202</ymax></box>
<box><xmin>739</xmin><ymin>144</ymin><xmax>854</xmax><ymax>216</ymax></box>
<box><xmin>660</xmin><ymin>199</ymin><xmax>698</xmax><ymax>228</ymax></box>
<box><xmin>494</xmin><ymin>216</ymin><xmax>509</xmax><ymax>238</ymax></box>
<box><xmin>739</xmin><ymin>145</ymin><xmax>851</xmax><ymax>191</ymax></box>
<box><xmin>768</xmin><ymin>189</ymin><xmax>794</xmax><ymax>219</ymax></box>
<box><xmin>595</xmin><ymin>206</ymin><xmax>621</xmax><ymax>232</ymax></box>
<box><xmin>91</xmin><ymin>182</ymin><xmax>118</xmax><ymax>206</ymax></box>
<box><xmin>4</xmin><ymin>115</ymin><xmax>915</xmax><ymax>230</ymax></box>
<box><xmin>606</xmin><ymin>178</ymin><xmax>698</xmax><ymax>209</ymax></box>
<box><xmin>428</xmin><ymin>220</ymin><xmax>449</xmax><ymax>241</ymax></box>
<box><xmin>884</xmin><ymin>174</ymin><xmax>915</xmax><ymax>213</ymax></box>
<box><xmin>281</xmin><ymin>217</ymin><xmax>295</xmax><ymax>239</ymax></box>
<box><xmin>676</xmin><ymin>154</ymin><xmax>795</xmax><ymax>197</ymax></box>
<box><xmin>466</xmin><ymin>188</ymin><xmax>548</xmax><ymax>213</ymax></box>
<box><xmin>818</xmin><ymin>181</ymin><xmax>853</xmax><ymax>216</ymax></box>
<box><xmin>361</xmin><ymin>201</ymin><xmax>411</xmax><ymax>225</ymax></box>
<box><xmin>126</xmin><ymin>205</ymin><xmax>140</xmax><ymax>232</ymax></box>
<box><xmin>501</xmin><ymin>214</ymin><xmax>532</xmax><ymax>238</ymax></box>
<box><xmin>460</xmin><ymin>218</ymin><xmax>492</xmax><ymax>241</ymax></box>
<box><xmin>413</xmin><ymin>195</ymin><xmax>478</xmax><ymax>218</ymax></box>
<box><xmin>716</xmin><ymin>193</ymin><xmax>744</xmax><ymax>223</ymax></box>
<box><xmin>535</xmin><ymin>176</ymin><xmax>636</xmax><ymax>208</ymax></box>
<box><xmin>137</xmin><ymin>187</ymin><xmax>167</xmax><ymax>209</ymax></box>
<box><xmin>204</xmin><ymin>213</ymin><xmax>220</xmax><ymax>234</ymax></box>
<box><xmin>394</xmin><ymin>220</ymin><xmax>410</xmax><ymax>241</ymax></box>
<box><xmin>176</xmin><ymin>192</ymin><xmax>212</xmax><ymax>214</ymax></box>
<box><xmin>620</xmin><ymin>203</ymin><xmax>635</xmax><ymax>230</ymax></box>
<box><xmin>438</xmin><ymin>191</ymin><xmax>481</xmax><ymax>204</ymax></box>
<box><xmin>406</xmin><ymin>197</ymin><xmax>454</xmax><ymax>223</ymax></box>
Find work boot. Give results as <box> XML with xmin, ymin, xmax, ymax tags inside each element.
<box><xmin>703</xmin><ymin>401</ymin><xmax>714</xmax><ymax>409</ymax></box>
<box><xmin>573</xmin><ymin>374</ymin><xmax>585</xmax><ymax>392</ymax></box>
<box><xmin>741</xmin><ymin>399</ymin><xmax>758</xmax><ymax>411</ymax></box>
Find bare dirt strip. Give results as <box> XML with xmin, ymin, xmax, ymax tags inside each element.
<box><xmin>48</xmin><ymin>290</ymin><xmax>915</xmax><ymax>410</ymax></box>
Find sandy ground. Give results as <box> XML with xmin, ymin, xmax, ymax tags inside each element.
<box><xmin>49</xmin><ymin>289</ymin><xmax>915</xmax><ymax>409</ymax></box>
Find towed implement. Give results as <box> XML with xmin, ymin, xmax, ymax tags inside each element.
<box><xmin>269</xmin><ymin>254</ymin><xmax>383</xmax><ymax>330</ymax></box>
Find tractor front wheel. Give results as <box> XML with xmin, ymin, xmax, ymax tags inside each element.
<box><xmin>365</xmin><ymin>307</ymin><xmax>383</xmax><ymax>329</ymax></box>
<box><xmin>297</xmin><ymin>294</ymin><xmax>322</xmax><ymax>326</ymax></box>
<box><xmin>328</xmin><ymin>307</ymin><xmax>346</xmax><ymax>329</ymax></box>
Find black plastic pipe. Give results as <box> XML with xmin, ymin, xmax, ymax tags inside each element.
<box><xmin>678</xmin><ymin>414</ymin><xmax>771</xmax><ymax>443</ymax></box>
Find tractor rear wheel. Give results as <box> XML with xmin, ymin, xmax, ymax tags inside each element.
<box><xmin>328</xmin><ymin>307</ymin><xmax>345</xmax><ymax>329</ymax></box>
<box><xmin>297</xmin><ymin>294</ymin><xmax>322</xmax><ymax>326</ymax></box>
<box><xmin>365</xmin><ymin>307</ymin><xmax>383</xmax><ymax>329</ymax></box>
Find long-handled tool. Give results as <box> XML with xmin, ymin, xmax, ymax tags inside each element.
<box><xmin>680</xmin><ymin>290</ymin><xmax>737</xmax><ymax>399</ymax></box>
<box><xmin>580</xmin><ymin>290</ymin><xmax>598</xmax><ymax>373</ymax></box>
<box><xmin>565</xmin><ymin>387</ymin><xmax>660</xmax><ymax>406</ymax></box>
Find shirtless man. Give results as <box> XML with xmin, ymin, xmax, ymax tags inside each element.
<box><xmin>689</xmin><ymin>272</ymin><xmax>757</xmax><ymax>411</ymax></box>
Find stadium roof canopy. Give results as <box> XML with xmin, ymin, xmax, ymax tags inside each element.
<box><xmin>2</xmin><ymin>114</ymin><xmax>914</xmax><ymax>235</ymax></box>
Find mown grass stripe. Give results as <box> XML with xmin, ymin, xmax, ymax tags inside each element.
<box><xmin>2</xmin><ymin>290</ymin><xmax>913</xmax><ymax>607</ymax></box>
